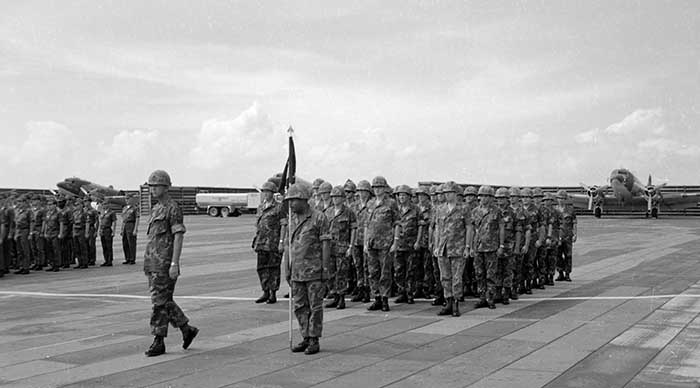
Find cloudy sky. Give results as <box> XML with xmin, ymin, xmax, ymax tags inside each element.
<box><xmin>1</xmin><ymin>1</ymin><xmax>699</xmax><ymax>190</ymax></box>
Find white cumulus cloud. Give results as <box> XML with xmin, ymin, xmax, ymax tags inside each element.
<box><xmin>604</xmin><ymin>108</ymin><xmax>664</xmax><ymax>134</ymax></box>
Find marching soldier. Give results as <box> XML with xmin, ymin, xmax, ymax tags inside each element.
<box><xmin>283</xmin><ymin>183</ymin><xmax>330</xmax><ymax>355</ymax></box>
<box><xmin>468</xmin><ymin>186</ymin><xmax>505</xmax><ymax>309</ymax></box>
<box><xmin>364</xmin><ymin>176</ymin><xmax>399</xmax><ymax>312</ymax></box>
<box><xmin>143</xmin><ymin>170</ymin><xmax>198</xmax><ymax>357</ymax></box>
<box><xmin>462</xmin><ymin>186</ymin><xmax>478</xmax><ymax>298</ymax></box>
<box><xmin>14</xmin><ymin>195</ymin><xmax>32</xmax><ymax>275</ymax></box>
<box><xmin>556</xmin><ymin>190</ymin><xmax>577</xmax><ymax>282</ymax></box>
<box><xmin>72</xmin><ymin>197</ymin><xmax>88</xmax><ymax>269</ymax></box>
<box><xmin>99</xmin><ymin>201</ymin><xmax>118</xmax><ymax>266</ymax></box>
<box><xmin>324</xmin><ymin>186</ymin><xmax>356</xmax><ymax>309</ymax></box>
<box><xmin>509</xmin><ymin>187</ymin><xmax>531</xmax><ymax>300</ymax></box>
<box><xmin>494</xmin><ymin>188</ymin><xmax>522</xmax><ymax>305</ymax></box>
<box><xmin>252</xmin><ymin>181</ymin><xmax>284</xmax><ymax>304</ymax></box>
<box><xmin>350</xmin><ymin>180</ymin><xmax>372</xmax><ymax>303</ymax></box>
<box><xmin>393</xmin><ymin>185</ymin><xmax>419</xmax><ymax>304</ymax></box>
<box><xmin>121</xmin><ymin>194</ymin><xmax>139</xmax><ymax>265</ymax></box>
<box><xmin>43</xmin><ymin>197</ymin><xmax>61</xmax><ymax>272</ymax></box>
<box><xmin>29</xmin><ymin>195</ymin><xmax>46</xmax><ymax>270</ymax></box>
<box><xmin>85</xmin><ymin>198</ymin><xmax>99</xmax><ymax>266</ymax></box>
<box><xmin>414</xmin><ymin>187</ymin><xmax>432</xmax><ymax>299</ymax></box>
<box><xmin>433</xmin><ymin>181</ymin><xmax>470</xmax><ymax>316</ymax></box>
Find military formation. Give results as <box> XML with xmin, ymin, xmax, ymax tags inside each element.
<box><xmin>0</xmin><ymin>191</ymin><xmax>141</xmax><ymax>278</ymax></box>
<box><xmin>253</xmin><ymin>177</ymin><xmax>578</xmax><ymax>353</ymax></box>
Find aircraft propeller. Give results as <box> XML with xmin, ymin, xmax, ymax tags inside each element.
<box><xmin>643</xmin><ymin>175</ymin><xmax>666</xmax><ymax>212</ymax></box>
<box><xmin>579</xmin><ymin>183</ymin><xmax>608</xmax><ymax>210</ymax></box>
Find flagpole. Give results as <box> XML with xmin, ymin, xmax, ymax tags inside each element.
<box><xmin>287</xmin><ymin>126</ymin><xmax>294</xmax><ymax>351</ymax></box>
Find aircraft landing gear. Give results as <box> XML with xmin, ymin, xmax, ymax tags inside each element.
<box><xmin>594</xmin><ymin>207</ymin><xmax>602</xmax><ymax>218</ymax></box>
<box><xmin>645</xmin><ymin>211</ymin><xmax>649</xmax><ymax>219</ymax></box>
<box><xmin>651</xmin><ymin>208</ymin><xmax>658</xmax><ymax>219</ymax></box>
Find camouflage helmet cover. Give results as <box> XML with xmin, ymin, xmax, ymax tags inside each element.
<box><xmin>356</xmin><ymin>180</ymin><xmax>371</xmax><ymax>192</ymax></box>
<box><xmin>396</xmin><ymin>184</ymin><xmax>412</xmax><ymax>195</ymax></box>
<box><xmin>312</xmin><ymin>178</ymin><xmax>325</xmax><ymax>189</ymax></box>
<box><xmin>463</xmin><ymin>186</ymin><xmax>478</xmax><ymax>196</ymax></box>
<box><xmin>261</xmin><ymin>181</ymin><xmax>277</xmax><ymax>192</ymax></box>
<box><xmin>318</xmin><ymin>182</ymin><xmax>333</xmax><ymax>194</ymax></box>
<box><xmin>477</xmin><ymin>185</ymin><xmax>495</xmax><ymax>196</ymax></box>
<box><xmin>521</xmin><ymin>187</ymin><xmax>533</xmax><ymax>198</ymax></box>
<box><xmin>148</xmin><ymin>170</ymin><xmax>172</xmax><ymax>187</ymax></box>
<box><xmin>508</xmin><ymin>187</ymin><xmax>521</xmax><ymax>197</ymax></box>
<box><xmin>285</xmin><ymin>183</ymin><xmax>312</xmax><ymax>200</ymax></box>
<box><xmin>330</xmin><ymin>186</ymin><xmax>345</xmax><ymax>197</ymax></box>
<box><xmin>371</xmin><ymin>176</ymin><xmax>388</xmax><ymax>188</ymax></box>
<box><xmin>494</xmin><ymin>187</ymin><xmax>510</xmax><ymax>198</ymax></box>
<box><xmin>343</xmin><ymin>179</ymin><xmax>357</xmax><ymax>192</ymax></box>
<box><xmin>556</xmin><ymin>189</ymin><xmax>569</xmax><ymax>199</ymax></box>
<box><xmin>532</xmin><ymin>187</ymin><xmax>544</xmax><ymax>197</ymax></box>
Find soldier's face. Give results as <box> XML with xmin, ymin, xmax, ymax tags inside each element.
<box><xmin>397</xmin><ymin>193</ymin><xmax>409</xmax><ymax>204</ymax></box>
<box><xmin>557</xmin><ymin>199</ymin><xmax>564</xmax><ymax>207</ymax></box>
<box><xmin>445</xmin><ymin>192</ymin><xmax>457</xmax><ymax>203</ymax></box>
<box><xmin>497</xmin><ymin>197</ymin><xmax>509</xmax><ymax>207</ymax></box>
<box><xmin>261</xmin><ymin>191</ymin><xmax>273</xmax><ymax>202</ymax></box>
<box><xmin>332</xmin><ymin>196</ymin><xmax>344</xmax><ymax>206</ymax></box>
<box><xmin>478</xmin><ymin>195</ymin><xmax>492</xmax><ymax>206</ymax></box>
<box><xmin>437</xmin><ymin>193</ymin><xmax>445</xmax><ymax>202</ymax></box>
<box><xmin>373</xmin><ymin>187</ymin><xmax>384</xmax><ymax>198</ymax></box>
<box><xmin>321</xmin><ymin>193</ymin><xmax>330</xmax><ymax>201</ymax></box>
<box><xmin>150</xmin><ymin>185</ymin><xmax>166</xmax><ymax>199</ymax></box>
<box><xmin>289</xmin><ymin>198</ymin><xmax>308</xmax><ymax>214</ymax></box>
<box><xmin>510</xmin><ymin>196</ymin><xmax>519</xmax><ymax>206</ymax></box>
<box><xmin>345</xmin><ymin>192</ymin><xmax>354</xmax><ymax>202</ymax></box>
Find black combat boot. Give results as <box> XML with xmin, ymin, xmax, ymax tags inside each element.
<box><xmin>524</xmin><ymin>280</ymin><xmax>533</xmax><ymax>294</ymax></box>
<box><xmin>474</xmin><ymin>298</ymin><xmax>489</xmax><ymax>309</ymax></box>
<box><xmin>556</xmin><ymin>271</ymin><xmax>565</xmax><ymax>281</ymax></box>
<box><xmin>181</xmin><ymin>324</ymin><xmax>199</xmax><ymax>349</ymax></box>
<box><xmin>336</xmin><ymin>294</ymin><xmax>345</xmax><ymax>309</ymax></box>
<box><xmin>255</xmin><ymin>290</ymin><xmax>270</xmax><ymax>304</ymax></box>
<box><xmin>368</xmin><ymin>296</ymin><xmax>382</xmax><ymax>311</ymax></box>
<box><xmin>487</xmin><ymin>296</ymin><xmax>496</xmax><ymax>309</ymax></box>
<box><xmin>438</xmin><ymin>297</ymin><xmax>453</xmax><ymax>316</ymax></box>
<box><xmin>291</xmin><ymin>337</ymin><xmax>309</xmax><ymax>353</ymax></box>
<box><xmin>325</xmin><ymin>294</ymin><xmax>340</xmax><ymax>308</ymax></box>
<box><xmin>145</xmin><ymin>336</ymin><xmax>165</xmax><ymax>357</ymax></box>
<box><xmin>452</xmin><ymin>299</ymin><xmax>461</xmax><ymax>317</ymax></box>
<box><xmin>413</xmin><ymin>288</ymin><xmax>426</xmax><ymax>299</ymax></box>
<box><xmin>564</xmin><ymin>272</ymin><xmax>571</xmax><ymax>282</ymax></box>
<box><xmin>45</xmin><ymin>266</ymin><xmax>55</xmax><ymax>271</ymax></box>
<box><xmin>493</xmin><ymin>287</ymin><xmax>503</xmax><ymax>303</ymax></box>
<box><xmin>431</xmin><ymin>291</ymin><xmax>445</xmax><ymax>306</ymax></box>
<box><xmin>266</xmin><ymin>291</ymin><xmax>277</xmax><ymax>304</ymax></box>
<box><xmin>536</xmin><ymin>277</ymin><xmax>546</xmax><ymax>289</ymax></box>
<box><xmin>510</xmin><ymin>287</ymin><xmax>518</xmax><ymax>300</ymax></box>
<box><xmin>304</xmin><ymin>337</ymin><xmax>320</xmax><ymax>355</ymax></box>
<box><xmin>283</xmin><ymin>293</ymin><xmax>290</xmax><ymax>298</ymax></box>
<box><xmin>546</xmin><ymin>275</ymin><xmax>554</xmax><ymax>286</ymax></box>
<box><xmin>362</xmin><ymin>287</ymin><xmax>371</xmax><ymax>303</ymax></box>
<box><xmin>351</xmin><ymin>288</ymin><xmax>363</xmax><ymax>302</ymax></box>
<box><xmin>394</xmin><ymin>292</ymin><xmax>408</xmax><ymax>304</ymax></box>
<box><xmin>502</xmin><ymin>288</ymin><xmax>511</xmax><ymax>305</ymax></box>
<box><xmin>407</xmin><ymin>293</ymin><xmax>415</xmax><ymax>304</ymax></box>
<box><xmin>381</xmin><ymin>297</ymin><xmax>390</xmax><ymax>312</ymax></box>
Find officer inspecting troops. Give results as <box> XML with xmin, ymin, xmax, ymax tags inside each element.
<box><xmin>121</xmin><ymin>193</ymin><xmax>139</xmax><ymax>265</ymax></box>
<box><xmin>142</xmin><ymin>170</ymin><xmax>198</xmax><ymax>357</ymax></box>
<box><xmin>364</xmin><ymin>176</ymin><xmax>400</xmax><ymax>312</ymax></box>
<box><xmin>252</xmin><ymin>181</ymin><xmax>284</xmax><ymax>304</ymax></box>
<box><xmin>283</xmin><ymin>182</ymin><xmax>330</xmax><ymax>355</ymax></box>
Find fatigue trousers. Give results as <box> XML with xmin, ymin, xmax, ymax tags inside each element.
<box><xmin>100</xmin><ymin>234</ymin><xmax>114</xmax><ymax>264</ymax></box>
<box><xmin>545</xmin><ymin>247</ymin><xmax>557</xmax><ymax>276</ymax></box>
<box><xmin>122</xmin><ymin>231</ymin><xmax>137</xmax><ymax>263</ymax></box>
<box><xmin>256</xmin><ymin>250</ymin><xmax>282</xmax><ymax>292</ymax></box>
<box><xmin>330</xmin><ymin>251</ymin><xmax>350</xmax><ymax>295</ymax></box>
<box><xmin>463</xmin><ymin>255</ymin><xmax>475</xmax><ymax>295</ymax></box>
<box><xmin>534</xmin><ymin>246</ymin><xmax>547</xmax><ymax>281</ymax></box>
<box><xmin>15</xmin><ymin>233</ymin><xmax>31</xmax><ymax>270</ymax></box>
<box><xmin>431</xmin><ymin>254</ymin><xmax>443</xmax><ymax>295</ymax></box>
<box><xmin>47</xmin><ymin>237</ymin><xmax>60</xmax><ymax>268</ymax></box>
<box><xmin>438</xmin><ymin>255</ymin><xmax>466</xmax><ymax>299</ymax></box>
<box><xmin>512</xmin><ymin>253</ymin><xmax>524</xmax><ymax>289</ymax></box>
<box><xmin>148</xmin><ymin>272</ymin><xmax>189</xmax><ymax>337</ymax></box>
<box><xmin>395</xmin><ymin>250</ymin><xmax>419</xmax><ymax>295</ymax></box>
<box><xmin>523</xmin><ymin>243</ymin><xmax>537</xmax><ymax>282</ymax></box>
<box><xmin>418</xmin><ymin>248</ymin><xmax>435</xmax><ymax>294</ymax></box>
<box><xmin>496</xmin><ymin>251</ymin><xmax>515</xmax><ymax>288</ymax></box>
<box><xmin>367</xmin><ymin>248</ymin><xmax>393</xmax><ymax>298</ymax></box>
<box><xmin>474</xmin><ymin>251</ymin><xmax>498</xmax><ymax>301</ymax></box>
<box><xmin>351</xmin><ymin>245</ymin><xmax>367</xmax><ymax>288</ymax></box>
<box><xmin>30</xmin><ymin>235</ymin><xmax>45</xmax><ymax>267</ymax></box>
<box><xmin>7</xmin><ymin>239</ymin><xmax>17</xmax><ymax>268</ymax></box>
<box><xmin>87</xmin><ymin>232</ymin><xmax>96</xmax><ymax>265</ymax></box>
<box><xmin>59</xmin><ymin>237</ymin><xmax>72</xmax><ymax>267</ymax></box>
<box><xmin>0</xmin><ymin>240</ymin><xmax>5</xmax><ymax>273</ymax></box>
<box><xmin>557</xmin><ymin>240</ymin><xmax>573</xmax><ymax>273</ymax></box>
<box><xmin>293</xmin><ymin>280</ymin><xmax>324</xmax><ymax>338</ymax></box>
<box><xmin>73</xmin><ymin>235</ymin><xmax>88</xmax><ymax>267</ymax></box>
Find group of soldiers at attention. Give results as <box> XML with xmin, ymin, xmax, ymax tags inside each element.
<box><xmin>0</xmin><ymin>191</ymin><xmax>141</xmax><ymax>277</ymax></box>
<box><xmin>254</xmin><ymin>176</ymin><xmax>578</xmax><ymax>354</ymax></box>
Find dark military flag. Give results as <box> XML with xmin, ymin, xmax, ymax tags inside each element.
<box><xmin>279</xmin><ymin>127</ymin><xmax>296</xmax><ymax>195</ymax></box>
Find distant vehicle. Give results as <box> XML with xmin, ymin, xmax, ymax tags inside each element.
<box><xmin>195</xmin><ymin>192</ymin><xmax>260</xmax><ymax>217</ymax></box>
<box><xmin>55</xmin><ymin>176</ymin><xmax>127</xmax><ymax>207</ymax></box>
<box><xmin>572</xmin><ymin>168</ymin><xmax>700</xmax><ymax>218</ymax></box>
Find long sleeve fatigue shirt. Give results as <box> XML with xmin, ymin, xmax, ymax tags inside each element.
<box><xmin>558</xmin><ymin>205</ymin><xmax>577</xmax><ymax>242</ymax></box>
<box><xmin>524</xmin><ymin>203</ymin><xmax>541</xmax><ymax>245</ymax></box>
<box><xmin>284</xmin><ymin>208</ymin><xmax>330</xmax><ymax>282</ymax></box>
<box><xmin>365</xmin><ymin>197</ymin><xmax>399</xmax><ymax>250</ymax></box>
<box><xmin>470</xmin><ymin>204</ymin><xmax>504</xmax><ymax>253</ymax></box>
<box><xmin>44</xmin><ymin>209</ymin><xmax>60</xmax><ymax>239</ymax></box>
<box><xmin>434</xmin><ymin>203</ymin><xmax>470</xmax><ymax>257</ymax></box>
<box><xmin>352</xmin><ymin>201</ymin><xmax>370</xmax><ymax>247</ymax></box>
<box><xmin>512</xmin><ymin>205</ymin><xmax>531</xmax><ymax>252</ymax></box>
<box><xmin>14</xmin><ymin>207</ymin><xmax>30</xmax><ymax>239</ymax></box>
<box><xmin>499</xmin><ymin>205</ymin><xmax>520</xmax><ymax>252</ymax></box>
<box><xmin>254</xmin><ymin>200</ymin><xmax>284</xmax><ymax>252</ymax></box>
<box><xmin>30</xmin><ymin>207</ymin><xmax>45</xmax><ymax>236</ymax></box>
<box><xmin>325</xmin><ymin>205</ymin><xmax>356</xmax><ymax>256</ymax></box>
<box><xmin>396</xmin><ymin>203</ymin><xmax>419</xmax><ymax>252</ymax></box>
<box><xmin>416</xmin><ymin>203</ymin><xmax>432</xmax><ymax>249</ymax></box>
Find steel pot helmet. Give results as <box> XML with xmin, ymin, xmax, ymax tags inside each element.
<box><xmin>495</xmin><ymin>187</ymin><xmax>510</xmax><ymax>198</ymax></box>
<box><xmin>463</xmin><ymin>186</ymin><xmax>478</xmax><ymax>196</ymax></box>
<box><xmin>396</xmin><ymin>185</ymin><xmax>412</xmax><ymax>195</ymax></box>
<box><xmin>435</xmin><ymin>184</ymin><xmax>444</xmax><ymax>194</ymax></box>
<box><xmin>148</xmin><ymin>170</ymin><xmax>172</xmax><ymax>187</ymax></box>
<box><xmin>330</xmin><ymin>186</ymin><xmax>345</xmax><ymax>197</ymax></box>
<box><xmin>357</xmin><ymin>180</ymin><xmax>371</xmax><ymax>192</ymax></box>
<box><xmin>532</xmin><ymin>187</ymin><xmax>544</xmax><ymax>198</ymax></box>
<box><xmin>521</xmin><ymin>187</ymin><xmax>533</xmax><ymax>198</ymax></box>
<box><xmin>312</xmin><ymin>178</ymin><xmax>325</xmax><ymax>190</ymax></box>
<box><xmin>261</xmin><ymin>181</ymin><xmax>277</xmax><ymax>192</ymax></box>
<box><xmin>318</xmin><ymin>182</ymin><xmax>333</xmax><ymax>194</ymax></box>
<box><xmin>442</xmin><ymin>181</ymin><xmax>459</xmax><ymax>193</ymax></box>
<box><xmin>344</xmin><ymin>179</ymin><xmax>357</xmax><ymax>193</ymax></box>
<box><xmin>415</xmin><ymin>186</ymin><xmax>429</xmax><ymax>197</ymax></box>
<box><xmin>285</xmin><ymin>183</ymin><xmax>311</xmax><ymax>200</ymax></box>
<box><xmin>556</xmin><ymin>189</ymin><xmax>568</xmax><ymax>200</ymax></box>
<box><xmin>477</xmin><ymin>185</ymin><xmax>495</xmax><ymax>197</ymax></box>
<box><xmin>508</xmin><ymin>187</ymin><xmax>521</xmax><ymax>197</ymax></box>
<box><xmin>371</xmin><ymin>176</ymin><xmax>388</xmax><ymax>188</ymax></box>
<box><xmin>543</xmin><ymin>192</ymin><xmax>555</xmax><ymax>201</ymax></box>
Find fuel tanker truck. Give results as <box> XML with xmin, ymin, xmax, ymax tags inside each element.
<box><xmin>195</xmin><ymin>192</ymin><xmax>260</xmax><ymax>217</ymax></box>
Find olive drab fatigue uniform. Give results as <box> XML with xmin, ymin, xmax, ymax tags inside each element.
<box><xmin>544</xmin><ymin>204</ymin><xmax>560</xmax><ymax>278</ymax></box>
<box><xmin>497</xmin><ymin>205</ymin><xmax>520</xmax><ymax>290</ymax></box>
<box><xmin>557</xmin><ymin>205</ymin><xmax>577</xmax><ymax>274</ymax></box>
<box><xmin>536</xmin><ymin>204</ymin><xmax>552</xmax><ymax>282</ymax></box>
<box><xmin>394</xmin><ymin>203</ymin><xmax>419</xmax><ymax>296</ymax></box>
<box><xmin>6</xmin><ymin>206</ymin><xmax>16</xmax><ymax>268</ymax></box>
<box><xmin>14</xmin><ymin>206</ymin><xmax>32</xmax><ymax>271</ymax></box>
<box><xmin>352</xmin><ymin>200</ymin><xmax>370</xmax><ymax>290</ymax></box>
<box><xmin>471</xmin><ymin>204</ymin><xmax>504</xmax><ymax>301</ymax></box>
<box><xmin>325</xmin><ymin>204</ymin><xmax>356</xmax><ymax>295</ymax></box>
<box><xmin>44</xmin><ymin>207</ymin><xmax>61</xmax><ymax>269</ymax></box>
<box><xmin>0</xmin><ymin>207</ymin><xmax>8</xmax><ymax>273</ymax></box>
<box><xmin>58</xmin><ymin>206</ymin><xmax>73</xmax><ymax>267</ymax></box>
<box><xmin>523</xmin><ymin>203</ymin><xmax>541</xmax><ymax>286</ymax></box>
<box><xmin>434</xmin><ymin>203</ymin><xmax>470</xmax><ymax>299</ymax></box>
<box><xmin>417</xmin><ymin>202</ymin><xmax>434</xmax><ymax>295</ymax></box>
<box><xmin>512</xmin><ymin>205</ymin><xmax>531</xmax><ymax>290</ymax></box>
<box><xmin>462</xmin><ymin>201</ymin><xmax>477</xmax><ymax>295</ymax></box>
<box><xmin>428</xmin><ymin>204</ymin><xmax>442</xmax><ymax>296</ymax></box>
<box><xmin>72</xmin><ymin>206</ymin><xmax>88</xmax><ymax>268</ymax></box>
<box><xmin>365</xmin><ymin>197</ymin><xmax>399</xmax><ymax>298</ymax></box>
<box><xmin>253</xmin><ymin>199</ymin><xmax>284</xmax><ymax>293</ymax></box>
<box><xmin>144</xmin><ymin>198</ymin><xmax>189</xmax><ymax>337</ymax></box>
<box><xmin>99</xmin><ymin>207</ymin><xmax>117</xmax><ymax>264</ymax></box>
<box><xmin>121</xmin><ymin>204</ymin><xmax>138</xmax><ymax>263</ymax></box>
<box><xmin>284</xmin><ymin>208</ymin><xmax>330</xmax><ymax>339</ymax></box>
<box><xmin>30</xmin><ymin>205</ymin><xmax>46</xmax><ymax>267</ymax></box>
<box><xmin>86</xmin><ymin>206</ymin><xmax>99</xmax><ymax>265</ymax></box>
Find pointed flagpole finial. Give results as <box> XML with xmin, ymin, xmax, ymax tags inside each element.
<box><xmin>287</xmin><ymin>126</ymin><xmax>294</xmax><ymax>135</ymax></box>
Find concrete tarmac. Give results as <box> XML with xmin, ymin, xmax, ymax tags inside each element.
<box><xmin>1</xmin><ymin>215</ymin><xmax>700</xmax><ymax>388</ymax></box>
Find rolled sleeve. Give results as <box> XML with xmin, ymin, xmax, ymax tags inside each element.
<box><xmin>171</xmin><ymin>224</ymin><xmax>186</xmax><ymax>234</ymax></box>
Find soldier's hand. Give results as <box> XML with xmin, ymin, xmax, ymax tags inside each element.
<box><xmin>573</xmin><ymin>234</ymin><xmax>577</xmax><ymax>243</ymax></box>
<box><xmin>413</xmin><ymin>242</ymin><xmax>420</xmax><ymax>251</ymax></box>
<box><xmin>278</xmin><ymin>241</ymin><xmax>284</xmax><ymax>252</ymax></box>
<box><xmin>470</xmin><ymin>249</ymin><xmax>476</xmax><ymax>258</ymax></box>
<box><xmin>463</xmin><ymin>247</ymin><xmax>470</xmax><ymax>259</ymax></box>
<box><xmin>389</xmin><ymin>242</ymin><xmax>397</xmax><ymax>253</ymax></box>
<box><xmin>133</xmin><ymin>231</ymin><xmax>138</xmax><ymax>237</ymax></box>
<box><xmin>521</xmin><ymin>246</ymin><xmax>528</xmax><ymax>255</ymax></box>
<box><xmin>535</xmin><ymin>240</ymin><xmax>541</xmax><ymax>248</ymax></box>
<box><xmin>345</xmin><ymin>247</ymin><xmax>352</xmax><ymax>258</ymax></box>
<box><xmin>545</xmin><ymin>238</ymin><xmax>551</xmax><ymax>247</ymax></box>
<box><xmin>169</xmin><ymin>264</ymin><xmax>180</xmax><ymax>280</ymax></box>
<box><xmin>497</xmin><ymin>247</ymin><xmax>504</xmax><ymax>257</ymax></box>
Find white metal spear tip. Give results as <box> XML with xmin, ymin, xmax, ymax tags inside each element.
<box><xmin>287</xmin><ymin>126</ymin><xmax>294</xmax><ymax>135</ymax></box>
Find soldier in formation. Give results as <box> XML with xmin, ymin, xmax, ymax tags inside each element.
<box><xmin>99</xmin><ymin>200</ymin><xmax>118</xmax><ymax>266</ymax></box>
<box><xmin>252</xmin><ymin>181</ymin><xmax>284</xmax><ymax>304</ymax></box>
<box><xmin>121</xmin><ymin>193</ymin><xmax>139</xmax><ymax>265</ymax></box>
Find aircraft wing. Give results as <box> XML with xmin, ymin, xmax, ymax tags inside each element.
<box><xmin>660</xmin><ymin>192</ymin><xmax>700</xmax><ymax>210</ymax></box>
